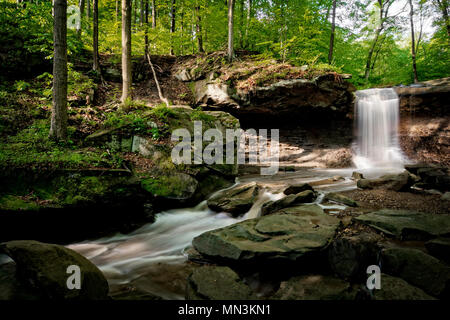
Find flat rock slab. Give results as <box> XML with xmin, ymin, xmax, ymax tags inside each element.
<box><xmin>186</xmin><ymin>266</ymin><xmax>256</xmax><ymax>300</ymax></box>
<box><xmin>272</xmin><ymin>275</ymin><xmax>352</xmax><ymax>300</ymax></box>
<box><xmin>353</xmin><ymin>209</ymin><xmax>450</xmax><ymax>240</ymax></box>
<box><xmin>192</xmin><ymin>209</ymin><xmax>339</xmax><ymax>263</ymax></box>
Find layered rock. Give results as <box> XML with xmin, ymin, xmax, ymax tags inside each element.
<box><xmin>356</xmin><ymin>171</ymin><xmax>418</xmax><ymax>192</ymax></box>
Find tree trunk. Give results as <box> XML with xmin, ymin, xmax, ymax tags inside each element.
<box><xmin>152</xmin><ymin>0</ymin><xmax>156</xmax><ymax>28</ymax></box>
<box><xmin>364</xmin><ymin>28</ymin><xmax>381</xmax><ymax>81</ymax></box>
<box><xmin>409</xmin><ymin>0</ymin><xmax>419</xmax><ymax>82</ymax></box>
<box><xmin>140</xmin><ymin>0</ymin><xmax>144</xmax><ymax>26</ymax></box>
<box><xmin>93</xmin><ymin>0</ymin><xmax>100</xmax><ymax>72</ymax></box>
<box><xmin>170</xmin><ymin>0</ymin><xmax>176</xmax><ymax>55</ymax></box>
<box><xmin>77</xmin><ymin>0</ymin><xmax>85</xmax><ymax>35</ymax></box>
<box><xmin>239</xmin><ymin>0</ymin><xmax>244</xmax><ymax>48</ymax></box>
<box><xmin>50</xmin><ymin>0</ymin><xmax>68</xmax><ymax>141</ymax></box>
<box><xmin>328</xmin><ymin>0</ymin><xmax>337</xmax><ymax>64</ymax></box>
<box><xmin>227</xmin><ymin>0</ymin><xmax>235</xmax><ymax>62</ymax></box>
<box><xmin>244</xmin><ymin>0</ymin><xmax>251</xmax><ymax>49</ymax></box>
<box><xmin>86</xmin><ymin>0</ymin><xmax>90</xmax><ymax>19</ymax></box>
<box><xmin>145</xmin><ymin>0</ymin><xmax>149</xmax><ymax>56</ymax></box>
<box><xmin>196</xmin><ymin>2</ymin><xmax>204</xmax><ymax>53</ymax></box>
<box><xmin>121</xmin><ymin>0</ymin><xmax>132</xmax><ymax>103</ymax></box>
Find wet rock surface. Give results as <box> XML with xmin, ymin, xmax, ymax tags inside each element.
<box><xmin>206</xmin><ymin>182</ymin><xmax>260</xmax><ymax>217</ymax></box>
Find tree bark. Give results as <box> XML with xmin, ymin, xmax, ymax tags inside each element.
<box><xmin>170</xmin><ymin>0</ymin><xmax>176</xmax><ymax>55</ymax></box>
<box><xmin>196</xmin><ymin>2</ymin><xmax>204</xmax><ymax>53</ymax></box>
<box><xmin>145</xmin><ymin>0</ymin><xmax>149</xmax><ymax>56</ymax></box>
<box><xmin>328</xmin><ymin>0</ymin><xmax>337</xmax><ymax>64</ymax></box>
<box><xmin>50</xmin><ymin>0</ymin><xmax>68</xmax><ymax>141</ymax></box>
<box><xmin>227</xmin><ymin>0</ymin><xmax>235</xmax><ymax>62</ymax></box>
<box><xmin>77</xmin><ymin>0</ymin><xmax>85</xmax><ymax>35</ymax></box>
<box><xmin>121</xmin><ymin>0</ymin><xmax>132</xmax><ymax>103</ymax></box>
<box><xmin>86</xmin><ymin>0</ymin><xmax>90</xmax><ymax>19</ymax></box>
<box><xmin>140</xmin><ymin>0</ymin><xmax>144</xmax><ymax>26</ymax></box>
<box><xmin>152</xmin><ymin>0</ymin><xmax>156</xmax><ymax>28</ymax></box>
<box><xmin>409</xmin><ymin>0</ymin><xmax>419</xmax><ymax>82</ymax></box>
<box><xmin>93</xmin><ymin>0</ymin><xmax>100</xmax><ymax>72</ymax></box>
<box><xmin>244</xmin><ymin>0</ymin><xmax>251</xmax><ymax>49</ymax></box>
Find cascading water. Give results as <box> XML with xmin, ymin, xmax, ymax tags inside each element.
<box><xmin>353</xmin><ymin>88</ymin><xmax>405</xmax><ymax>170</ymax></box>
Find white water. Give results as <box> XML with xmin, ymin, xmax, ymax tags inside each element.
<box><xmin>353</xmin><ymin>88</ymin><xmax>405</xmax><ymax>172</ymax></box>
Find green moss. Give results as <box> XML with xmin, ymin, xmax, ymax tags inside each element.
<box><xmin>0</xmin><ymin>195</ymin><xmax>40</xmax><ymax>211</ymax></box>
<box><xmin>141</xmin><ymin>174</ymin><xmax>192</xmax><ymax>198</ymax></box>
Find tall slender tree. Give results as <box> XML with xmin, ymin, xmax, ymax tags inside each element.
<box><xmin>121</xmin><ymin>0</ymin><xmax>132</xmax><ymax>103</ymax></box>
<box><xmin>227</xmin><ymin>0</ymin><xmax>235</xmax><ymax>62</ymax></box>
<box><xmin>93</xmin><ymin>0</ymin><xmax>100</xmax><ymax>72</ymax></box>
<box><xmin>50</xmin><ymin>0</ymin><xmax>68</xmax><ymax>141</ymax></box>
<box><xmin>152</xmin><ymin>0</ymin><xmax>156</xmax><ymax>28</ymax></box>
<box><xmin>364</xmin><ymin>0</ymin><xmax>395</xmax><ymax>81</ymax></box>
<box><xmin>328</xmin><ymin>0</ymin><xmax>337</xmax><ymax>64</ymax></box>
<box><xmin>409</xmin><ymin>0</ymin><xmax>419</xmax><ymax>82</ymax></box>
<box><xmin>244</xmin><ymin>0</ymin><xmax>252</xmax><ymax>49</ymax></box>
<box><xmin>196</xmin><ymin>0</ymin><xmax>204</xmax><ymax>53</ymax></box>
<box><xmin>145</xmin><ymin>0</ymin><xmax>149</xmax><ymax>55</ymax></box>
<box><xmin>170</xmin><ymin>0</ymin><xmax>176</xmax><ymax>55</ymax></box>
<box><xmin>77</xmin><ymin>0</ymin><xmax>85</xmax><ymax>36</ymax></box>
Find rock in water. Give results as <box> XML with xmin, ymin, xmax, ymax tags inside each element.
<box><xmin>192</xmin><ymin>210</ymin><xmax>339</xmax><ymax>263</ymax></box>
<box><xmin>353</xmin><ymin>209</ymin><xmax>450</xmax><ymax>240</ymax></box>
<box><xmin>206</xmin><ymin>182</ymin><xmax>260</xmax><ymax>217</ymax></box>
<box><xmin>381</xmin><ymin>247</ymin><xmax>450</xmax><ymax>298</ymax></box>
<box><xmin>372</xmin><ymin>274</ymin><xmax>436</xmax><ymax>300</ymax></box>
<box><xmin>261</xmin><ymin>190</ymin><xmax>316</xmax><ymax>216</ymax></box>
<box><xmin>0</xmin><ymin>240</ymin><xmax>109</xmax><ymax>300</ymax></box>
<box><xmin>324</xmin><ymin>192</ymin><xmax>358</xmax><ymax>207</ymax></box>
<box><xmin>283</xmin><ymin>183</ymin><xmax>314</xmax><ymax>195</ymax></box>
<box><xmin>272</xmin><ymin>275</ymin><xmax>352</xmax><ymax>300</ymax></box>
<box><xmin>186</xmin><ymin>266</ymin><xmax>256</xmax><ymax>300</ymax></box>
<box><xmin>357</xmin><ymin>171</ymin><xmax>417</xmax><ymax>191</ymax></box>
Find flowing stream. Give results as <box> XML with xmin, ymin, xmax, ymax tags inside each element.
<box><xmin>67</xmin><ymin>87</ymin><xmax>407</xmax><ymax>299</ymax></box>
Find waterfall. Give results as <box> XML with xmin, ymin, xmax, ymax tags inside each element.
<box><xmin>353</xmin><ymin>88</ymin><xmax>405</xmax><ymax>170</ymax></box>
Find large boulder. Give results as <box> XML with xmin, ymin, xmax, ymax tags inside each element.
<box><xmin>372</xmin><ymin>274</ymin><xmax>436</xmax><ymax>300</ymax></box>
<box><xmin>0</xmin><ymin>240</ymin><xmax>109</xmax><ymax>300</ymax></box>
<box><xmin>271</xmin><ymin>275</ymin><xmax>353</xmax><ymax>300</ymax></box>
<box><xmin>186</xmin><ymin>266</ymin><xmax>256</xmax><ymax>300</ymax></box>
<box><xmin>206</xmin><ymin>182</ymin><xmax>260</xmax><ymax>217</ymax></box>
<box><xmin>192</xmin><ymin>209</ymin><xmax>340</xmax><ymax>263</ymax></box>
<box><xmin>328</xmin><ymin>232</ymin><xmax>382</xmax><ymax>281</ymax></box>
<box><xmin>357</xmin><ymin>171</ymin><xmax>417</xmax><ymax>191</ymax></box>
<box><xmin>381</xmin><ymin>247</ymin><xmax>450</xmax><ymax>298</ymax></box>
<box><xmin>353</xmin><ymin>209</ymin><xmax>450</xmax><ymax>240</ymax></box>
